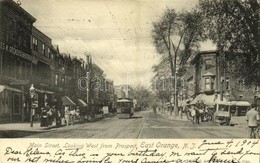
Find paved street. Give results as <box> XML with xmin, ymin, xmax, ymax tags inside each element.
<box><xmin>16</xmin><ymin>110</ymin><xmax>248</xmax><ymax>139</ymax></box>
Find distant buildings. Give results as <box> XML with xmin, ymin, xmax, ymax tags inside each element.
<box><xmin>114</xmin><ymin>85</ymin><xmax>133</xmax><ymax>99</ymax></box>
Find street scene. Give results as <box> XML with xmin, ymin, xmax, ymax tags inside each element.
<box><xmin>0</xmin><ymin>0</ymin><xmax>259</xmax><ymax>139</ymax></box>
<box><xmin>0</xmin><ymin>110</ymin><xmax>249</xmax><ymax>138</ymax></box>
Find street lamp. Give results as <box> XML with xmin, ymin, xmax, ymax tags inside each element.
<box><xmin>29</xmin><ymin>84</ymin><xmax>35</xmax><ymax>127</ymax></box>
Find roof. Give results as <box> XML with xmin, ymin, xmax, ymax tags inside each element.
<box><xmin>191</xmin><ymin>50</ymin><xmax>218</xmax><ymax>65</ymax></box>
<box><xmin>231</xmin><ymin>101</ymin><xmax>251</xmax><ymax>107</ymax></box>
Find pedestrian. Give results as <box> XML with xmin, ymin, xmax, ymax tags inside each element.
<box><xmin>47</xmin><ymin>106</ymin><xmax>54</xmax><ymax>126</ymax></box>
<box><xmin>70</xmin><ymin>107</ymin><xmax>76</xmax><ymax>125</ymax></box>
<box><xmin>190</xmin><ymin>106</ymin><xmax>196</xmax><ymax>124</ymax></box>
<box><xmin>246</xmin><ymin>104</ymin><xmax>259</xmax><ymax>139</ymax></box>
<box><xmin>64</xmin><ymin>106</ymin><xmax>70</xmax><ymax>126</ymax></box>
<box><xmin>195</xmin><ymin>108</ymin><xmax>201</xmax><ymax>124</ymax></box>
<box><xmin>40</xmin><ymin>107</ymin><xmax>48</xmax><ymax>127</ymax></box>
<box><xmin>56</xmin><ymin>110</ymin><xmax>62</xmax><ymax>127</ymax></box>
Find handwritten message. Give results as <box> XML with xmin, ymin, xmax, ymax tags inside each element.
<box><xmin>0</xmin><ymin>139</ymin><xmax>259</xmax><ymax>163</ymax></box>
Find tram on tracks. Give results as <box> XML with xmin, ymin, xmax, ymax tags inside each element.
<box><xmin>116</xmin><ymin>98</ymin><xmax>134</xmax><ymax>118</ymax></box>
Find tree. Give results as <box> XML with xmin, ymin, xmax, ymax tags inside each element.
<box><xmin>133</xmin><ymin>85</ymin><xmax>156</xmax><ymax>109</ymax></box>
<box><xmin>152</xmin><ymin>8</ymin><xmax>206</xmax><ymax>116</ymax></box>
<box><xmin>199</xmin><ymin>0</ymin><xmax>260</xmax><ymax>85</ymax></box>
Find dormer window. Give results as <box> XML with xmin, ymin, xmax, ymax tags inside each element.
<box><xmin>203</xmin><ymin>72</ymin><xmax>215</xmax><ymax>92</ymax></box>
<box><xmin>205</xmin><ymin>59</ymin><xmax>213</xmax><ymax>70</ymax></box>
<box><xmin>205</xmin><ymin>77</ymin><xmax>214</xmax><ymax>91</ymax></box>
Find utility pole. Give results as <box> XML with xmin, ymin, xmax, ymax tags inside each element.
<box><xmin>173</xmin><ymin>52</ymin><xmax>178</xmax><ymax>117</ymax></box>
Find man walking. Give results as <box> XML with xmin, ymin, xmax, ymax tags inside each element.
<box><xmin>246</xmin><ymin>104</ymin><xmax>259</xmax><ymax>139</ymax></box>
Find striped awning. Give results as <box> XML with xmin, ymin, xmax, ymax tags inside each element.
<box><xmin>62</xmin><ymin>96</ymin><xmax>76</xmax><ymax>106</ymax></box>
<box><xmin>78</xmin><ymin>99</ymin><xmax>87</xmax><ymax>107</ymax></box>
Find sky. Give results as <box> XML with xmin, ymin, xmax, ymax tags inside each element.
<box><xmin>18</xmin><ymin>0</ymin><xmax>215</xmax><ymax>87</ymax></box>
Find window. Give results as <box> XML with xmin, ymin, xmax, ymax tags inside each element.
<box><xmin>226</xmin><ymin>77</ymin><xmax>230</xmax><ymax>90</ymax></box>
<box><xmin>47</xmin><ymin>48</ymin><xmax>50</xmax><ymax>58</ymax></box>
<box><xmin>55</xmin><ymin>74</ymin><xmax>58</xmax><ymax>85</ymax></box>
<box><xmin>205</xmin><ymin>59</ymin><xmax>213</xmax><ymax>70</ymax></box>
<box><xmin>33</xmin><ymin>37</ymin><xmax>38</xmax><ymax>51</ymax></box>
<box><xmin>238</xmin><ymin>79</ymin><xmax>245</xmax><ymax>91</ymax></box>
<box><xmin>205</xmin><ymin>77</ymin><xmax>214</xmax><ymax>91</ymax></box>
<box><xmin>42</xmin><ymin>44</ymin><xmax>45</xmax><ymax>55</ymax></box>
<box><xmin>61</xmin><ymin>76</ymin><xmax>65</xmax><ymax>84</ymax></box>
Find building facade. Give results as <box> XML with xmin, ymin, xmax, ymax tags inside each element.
<box><xmin>189</xmin><ymin>50</ymin><xmax>254</xmax><ymax>115</ymax></box>
<box><xmin>0</xmin><ymin>0</ymin><xmax>36</xmax><ymax>122</ymax></box>
<box><xmin>31</xmin><ymin>26</ymin><xmax>56</xmax><ymax>115</ymax></box>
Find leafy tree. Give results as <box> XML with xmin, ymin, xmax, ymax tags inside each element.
<box><xmin>152</xmin><ymin>8</ymin><xmax>205</xmax><ymax>115</ymax></box>
<box><xmin>198</xmin><ymin>0</ymin><xmax>260</xmax><ymax>85</ymax></box>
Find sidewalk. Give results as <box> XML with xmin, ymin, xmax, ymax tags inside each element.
<box><xmin>0</xmin><ymin>113</ymin><xmax>117</xmax><ymax>138</ymax></box>
<box><xmin>0</xmin><ymin>122</ymin><xmax>56</xmax><ymax>132</ymax></box>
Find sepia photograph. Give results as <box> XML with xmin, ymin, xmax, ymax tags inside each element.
<box><xmin>0</xmin><ymin>0</ymin><xmax>259</xmax><ymax>140</ymax></box>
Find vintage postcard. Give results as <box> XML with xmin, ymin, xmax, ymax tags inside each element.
<box><xmin>0</xmin><ymin>0</ymin><xmax>259</xmax><ymax>162</ymax></box>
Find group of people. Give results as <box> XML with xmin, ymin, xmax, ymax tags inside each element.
<box><xmin>183</xmin><ymin>101</ymin><xmax>212</xmax><ymax>124</ymax></box>
<box><xmin>64</xmin><ymin>106</ymin><xmax>80</xmax><ymax>126</ymax></box>
<box><xmin>40</xmin><ymin>104</ymin><xmax>80</xmax><ymax>127</ymax></box>
<box><xmin>40</xmin><ymin>105</ymin><xmax>55</xmax><ymax>127</ymax></box>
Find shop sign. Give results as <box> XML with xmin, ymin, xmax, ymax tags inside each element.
<box><xmin>0</xmin><ymin>41</ymin><xmax>33</xmax><ymax>61</ymax></box>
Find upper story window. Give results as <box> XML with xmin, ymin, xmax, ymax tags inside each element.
<box><xmin>226</xmin><ymin>77</ymin><xmax>230</xmax><ymax>90</ymax></box>
<box><xmin>47</xmin><ymin>48</ymin><xmax>50</xmax><ymax>58</ymax></box>
<box><xmin>237</xmin><ymin>79</ymin><xmax>245</xmax><ymax>91</ymax></box>
<box><xmin>205</xmin><ymin>59</ymin><xmax>213</xmax><ymax>70</ymax></box>
<box><xmin>55</xmin><ymin>74</ymin><xmax>58</xmax><ymax>86</ymax></box>
<box><xmin>42</xmin><ymin>44</ymin><xmax>45</xmax><ymax>55</ymax></box>
<box><xmin>32</xmin><ymin>37</ymin><xmax>38</xmax><ymax>51</ymax></box>
<box><xmin>205</xmin><ymin>77</ymin><xmax>214</xmax><ymax>92</ymax></box>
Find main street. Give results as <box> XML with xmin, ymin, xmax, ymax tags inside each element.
<box><xmin>24</xmin><ymin>110</ymin><xmax>248</xmax><ymax>138</ymax></box>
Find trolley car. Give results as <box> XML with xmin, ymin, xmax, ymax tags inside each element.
<box><xmin>116</xmin><ymin>98</ymin><xmax>134</xmax><ymax>118</ymax></box>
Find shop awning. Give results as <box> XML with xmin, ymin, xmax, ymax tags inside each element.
<box><xmin>232</xmin><ymin>101</ymin><xmax>251</xmax><ymax>107</ymax></box>
<box><xmin>62</xmin><ymin>96</ymin><xmax>76</xmax><ymax>106</ymax></box>
<box><xmin>78</xmin><ymin>99</ymin><xmax>87</xmax><ymax>107</ymax></box>
<box><xmin>0</xmin><ymin>85</ymin><xmax>21</xmax><ymax>93</ymax></box>
<box><xmin>190</xmin><ymin>93</ymin><xmax>228</xmax><ymax>107</ymax></box>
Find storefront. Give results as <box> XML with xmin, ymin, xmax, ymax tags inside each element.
<box><xmin>0</xmin><ymin>85</ymin><xmax>22</xmax><ymax>122</ymax></box>
<box><xmin>229</xmin><ymin>101</ymin><xmax>250</xmax><ymax>116</ymax></box>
